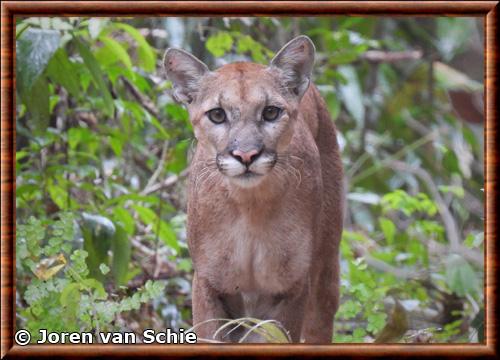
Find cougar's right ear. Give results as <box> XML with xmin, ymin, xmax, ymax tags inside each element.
<box><xmin>269</xmin><ymin>36</ymin><xmax>315</xmax><ymax>99</ymax></box>
<box><xmin>163</xmin><ymin>48</ymin><xmax>209</xmax><ymax>104</ymax></box>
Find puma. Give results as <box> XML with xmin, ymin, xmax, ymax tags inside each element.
<box><xmin>164</xmin><ymin>36</ymin><xmax>344</xmax><ymax>343</ymax></box>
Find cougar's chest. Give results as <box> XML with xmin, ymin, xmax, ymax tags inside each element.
<box><xmin>201</xmin><ymin>208</ymin><xmax>310</xmax><ymax>295</ymax></box>
<box><xmin>225</xmin><ymin>216</ymin><xmax>283</xmax><ymax>291</ymax></box>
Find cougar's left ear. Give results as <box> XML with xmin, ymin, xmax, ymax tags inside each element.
<box><xmin>269</xmin><ymin>35</ymin><xmax>315</xmax><ymax>99</ymax></box>
<box><xmin>163</xmin><ymin>48</ymin><xmax>209</xmax><ymax>104</ymax></box>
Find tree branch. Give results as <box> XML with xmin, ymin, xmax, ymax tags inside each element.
<box><xmin>388</xmin><ymin>160</ymin><xmax>460</xmax><ymax>250</ymax></box>
<box><xmin>142</xmin><ymin>168</ymin><xmax>189</xmax><ymax>195</ymax></box>
<box><xmin>360</xmin><ymin>50</ymin><xmax>422</xmax><ymax>63</ymax></box>
<box><xmin>121</xmin><ymin>76</ymin><xmax>159</xmax><ymax>118</ymax></box>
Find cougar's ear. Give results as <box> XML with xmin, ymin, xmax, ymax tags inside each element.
<box><xmin>269</xmin><ymin>35</ymin><xmax>315</xmax><ymax>99</ymax></box>
<box><xmin>163</xmin><ymin>48</ymin><xmax>209</xmax><ymax>104</ymax></box>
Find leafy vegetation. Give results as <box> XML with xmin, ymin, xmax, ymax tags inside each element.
<box><xmin>16</xmin><ymin>17</ymin><xmax>484</xmax><ymax>343</ymax></box>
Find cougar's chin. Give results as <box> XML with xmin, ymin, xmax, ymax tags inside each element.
<box><xmin>229</xmin><ymin>172</ymin><xmax>266</xmax><ymax>188</ymax></box>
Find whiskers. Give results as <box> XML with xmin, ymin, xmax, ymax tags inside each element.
<box><xmin>193</xmin><ymin>159</ymin><xmax>220</xmax><ymax>192</ymax></box>
<box><xmin>274</xmin><ymin>153</ymin><xmax>303</xmax><ymax>189</ymax></box>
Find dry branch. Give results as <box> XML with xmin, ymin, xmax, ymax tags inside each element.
<box><xmin>361</xmin><ymin>50</ymin><xmax>423</xmax><ymax>63</ymax></box>
<box><xmin>121</xmin><ymin>76</ymin><xmax>159</xmax><ymax>118</ymax></box>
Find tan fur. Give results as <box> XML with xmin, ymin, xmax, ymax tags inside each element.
<box><xmin>164</xmin><ymin>37</ymin><xmax>344</xmax><ymax>343</ymax></box>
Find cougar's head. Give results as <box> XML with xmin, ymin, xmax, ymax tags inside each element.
<box><xmin>164</xmin><ymin>36</ymin><xmax>314</xmax><ymax>188</ymax></box>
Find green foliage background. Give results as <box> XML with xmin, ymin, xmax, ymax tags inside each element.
<box><xmin>15</xmin><ymin>17</ymin><xmax>484</xmax><ymax>343</ymax></box>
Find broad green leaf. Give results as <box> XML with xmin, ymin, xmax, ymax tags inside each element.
<box><xmin>68</xmin><ymin>127</ymin><xmax>94</xmax><ymax>150</ymax></box>
<box><xmin>24</xmin><ymin>76</ymin><xmax>50</xmax><ymax>132</ymax></box>
<box><xmin>166</xmin><ymin>140</ymin><xmax>190</xmax><ymax>174</ymax></box>
<box><xmin>367</xmin><ymin>312</ymin><xmax>387</xmax><ymax>333</ymax></box>
<box><xmin>147</xmin><ymin>115</ymin><xmax>170</xmax><ymax>139</ymax></box>
<box><xmin>80</xmin><ymin>213</ymin><xmax>115</xmax><ymax>281</ymax></box>
<box><xmin>47</xmin><ymin>182</ymin><xmax>69</xmax><ymax>210</ymax></box>
<box><xmin>46</xmin><ymin>48</ymin><xmax>80</xmax><ymax>98</ymax></box>
<box><xmin>206</xmin><ymin>32</ymin><xmax>233</xmax><ymax>57</ymax></box>
<box><xmin>115</xmin><ymin>23</ymin><xmax>156</xmax><ymax>72</ymax></box>
<box><xmin>379</xmin><ymin>217</ymin><xmax>396</xmax><ymax>245</ymax></box>
<box><xmin>75</xmin><ymin>37</ymin><xmax>114</xmax><ymax>117</ymax></box>
<box><xmin>111</xmin><ymin>225</ymin><xmax>131</xmax><ymax>286</ymax></box>
<box><xmin>16</xmin><ymin>28</ymin><xmax>61</xmax><ymax>93</ymax></box>
<box><xmin>112</xmin><ymin>207</ymin><xmax>135</xmax><ymax>235</ymax></box>
<box><xmin>445</xmin><ymin>254</ymin><xmax>479</xmax><ymax>297</ymax></box>
<box><xmin>99</xmin><ymin>35</ymin><xmax>133</xmax><ymax>71</ymax></box>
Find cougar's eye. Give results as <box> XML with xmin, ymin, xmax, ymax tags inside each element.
<box><xmin>262</xmin><ymin>106</ymin><xmax>281</xmax><ymax>122</ymax></box>
<box><xmin>207</xmin><ymin>108</ymin><xmax>227</xmax><ymax>124</ymax></box>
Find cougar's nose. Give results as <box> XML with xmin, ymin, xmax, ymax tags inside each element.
<box><xmin>231</xmin><ymin>148</ymin><xmax>262</xmax><ymax>166</ymax></box>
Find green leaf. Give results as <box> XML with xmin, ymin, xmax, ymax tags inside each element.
<box><xmin>59</xmin><ymin>282</ymin><xmax>80</xmax><ymax>329</ymax></box>
<box><xmin>438</xmin><ymin>185</ymin><xmax>465</xmax><ymax>199</ymax></box>
<box><xmin>367</xmin><ymin>312</ymin><xmax>387</xmax><ymax>333</ymax></box>
<box><xmin>114</xmin><ymin>23</ymin><xmax>156</xmax><ymax>72</ymax></box>
<box><xmin>112</xmin><ymin>207</ymin><xmax>135</xmax><ymax>235</ymax></box>
<box><xmin>445</xmin><ymin>254</ymin><xmax>479</xmax><ymax>297</ymax></box>
<box><xmin>16</xmin><ymin>28</ymin><xmax>61</xmax><ymax>93</ymax></box>
<box><xmin>75</xmin><ymin>37</ymin><xmax>114</xmax><ymax>117</ymax></box>
<box><xmin>80</xmin><ymin>213</ymin><xmax>116</xmax><ymax>281</ymax></box>
<box><xmin>339</xmin><ymin>299</ymin><xmax>362</xmax><ymax>319</ymax></box>
<box><xmin>166</xmin><ymin>103</ymin><xmax>189</xmax><ymax>123</ymax></box>
<box><xmin>464</xmin><ymin>232</ymin><xmax>483</xmax><ymax>249</ymax></box>
<box><xmin>166</xmin><ymin>140</ymin><xmax>190</xmax><ymax>174</ymax></box>
<box><xmin>60</xmin><ymin>283</ymin><xmax>80</xmax><ymax>307</ymax></box>
<box><xmin>132</xmin><ymin>205</ymin><xmax>179</xmax><ymax>252</ymax></box>
<box><xmin>379</xmin><ymin>217</ymin><xmax>396</xmax><ymax>245</ymax></box>
<box><xmin>47</xmin><ymin>182</ymin><xmax>69</xmax><ymax>210</ymax></box>
<box><xmin>81</xmin><ymin>278</ymin><xmax>107</xmax><ymax>300</ymax></box>
<box><xmin>99</xmin><ymin>36</ymin><xmax>133</xmax><ymax>71</ymax></box>
<box><xmin>46</xmin><ymin>48</ymin><xmax>80</xmax><ymax>98</ymax></box>
<box><xmin>99</xmin><ymin>263</ymin><xmax>110</xmax><ymax>275</ymax></box>
<box><xmin>111</xmin><ymin>225</ymin><xmax>131</xmax><ymax>286</ymax></box>
<box><xmin>147</xmin><ymin>115</ymin><xmax>170</xmax><ymax>139</ymax></box>
<box><xmin>24</xmin><ymin>76</ymin><xmax>50</xmax><ymax>133</ymax></box>
<box><xmin>68</xmin><ymin>127</ymin><xmax>93</xmax><ymax>150</ymax></box>
<box><xmin>206</xmin><ymin>32</ymin><xmax>233</xmax><ymax>57</ymax></box>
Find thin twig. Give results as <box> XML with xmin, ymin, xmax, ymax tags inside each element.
<box><xmin>351</xmin><ymin>130</ymin><xmax>438</xmax><ymax>184</ymax></box>
<box><xmin>142</xmin><ymin>168</ymin><xmax>189</xmax><ymax>195</ymax></box>
<box><xmin>387</xmin><ymin>160</ymin><xmax>461</xmax><ymax>252</ymax></box>
<box><xmin>142</xmin><ymin>140</ymin><xmax>170</xmax><ymax>195</ymax></box>
<box><xmin>352</xmin><ymin>243</ymin><xmax>419</xmax><ymax>280</ymax></box>
<box><xmin>121</xmin><ymin>76</ymin><xmax>159</xmax><ymax>118</ymax></box>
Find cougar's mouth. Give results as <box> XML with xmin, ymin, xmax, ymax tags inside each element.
<box><xmin>213</xmin><ymin>150</ymin><xmax>279</xmax><ymax>188</ymax></box>
<box><xmin>238</xmin><ymin>170</ymin><xmax>261</xmax><ymax>178</ymax></box>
